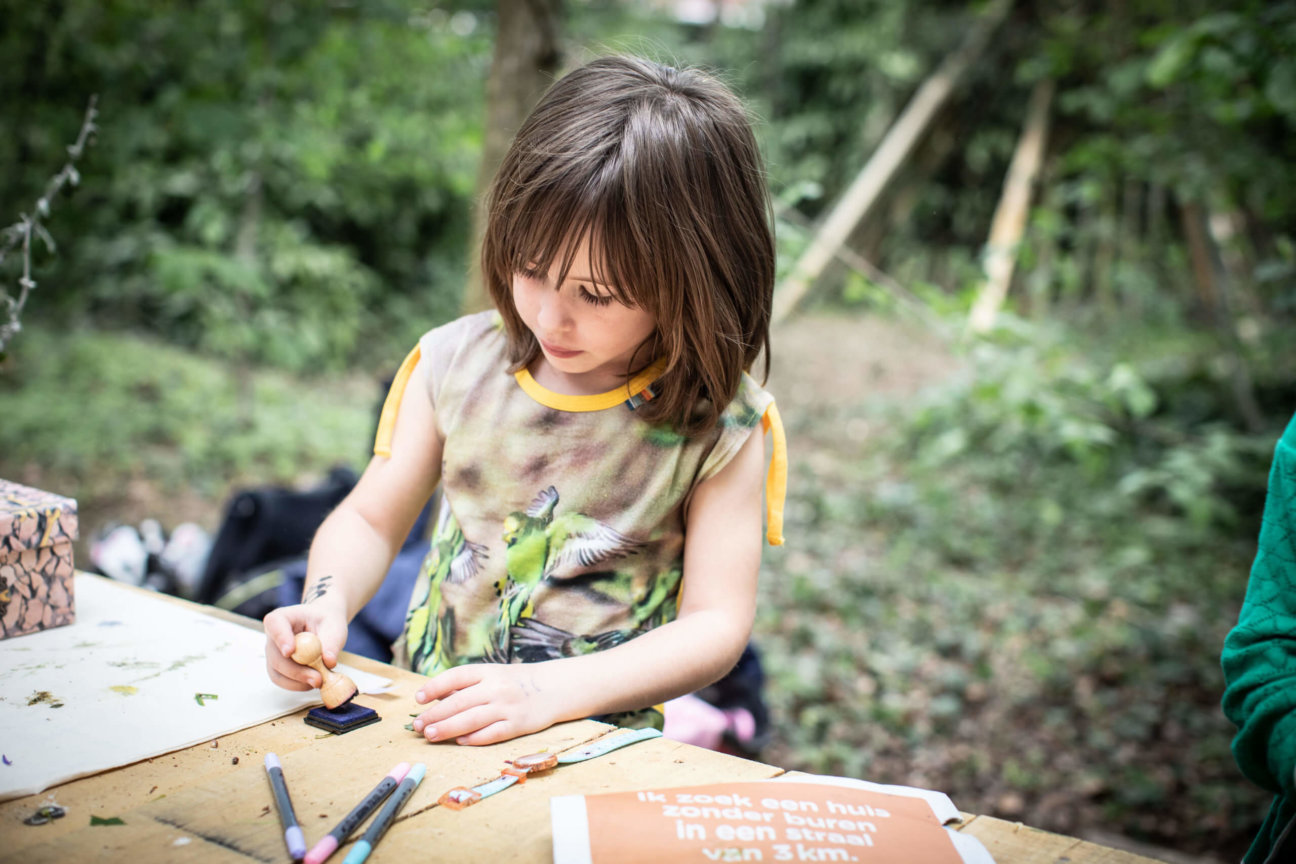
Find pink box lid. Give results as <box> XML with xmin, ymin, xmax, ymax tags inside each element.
<box><xmin>0</xmin><ymin>479</ymin><xmax>80</xmax><ymax>553</ymax></box>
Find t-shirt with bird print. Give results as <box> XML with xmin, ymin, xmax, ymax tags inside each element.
<box><xmin>376</xmin><ymin>311</ymin><xmax>785</xmax><ymax>730</ymax></box>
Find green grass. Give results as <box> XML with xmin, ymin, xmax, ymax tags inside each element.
<box><xmin>0</xmin><ymin>324</ymin><xmax>375</xmax><ymax>500</ymax></box>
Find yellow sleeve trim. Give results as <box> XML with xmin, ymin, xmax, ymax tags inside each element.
<box><xmin>762</xmin><ymin>401</ymin><xmax>787</xmax><ymax>546</ymax></box>
<box><xmin>373</xmin><ymin>345</ymin><xmax>422</xmax><ymax>458</ymax></box>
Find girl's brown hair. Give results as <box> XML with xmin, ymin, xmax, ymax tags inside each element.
<box><xmin>482</xmin><ymin>55</ymin><xmax>774</xmax><ymax>437</ymax></box>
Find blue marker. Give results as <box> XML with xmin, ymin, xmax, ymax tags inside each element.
<box><xmin>264</xmin><ymin>752</ymin><xmax>306</xmax><ymax>861</ymax></box>
<box><xmin>342</xmin><ymin>763</ymin><xmax>426</xmax><ymax>864</ymax></box>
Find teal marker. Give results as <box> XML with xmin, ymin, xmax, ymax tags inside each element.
<box><xmin>342</xmin><ymin>762</ymin><xmax>426</xmax><ymax>864</ymax></box>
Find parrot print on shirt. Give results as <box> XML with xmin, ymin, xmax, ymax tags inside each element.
<box><xmin>404</xmin><ymin>501</ymin><xmax>488</xmax><ymax>674</ymax></box>
<box><xmin>492</xmin><ymin>485</ymin><xmax>643</xmax><ymax>656</ymax></box>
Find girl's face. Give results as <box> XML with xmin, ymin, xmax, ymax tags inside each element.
<box><xmin>512</xmin><ymin>233</ymin><xmax>657</xmax><ymax>395</ymax></box>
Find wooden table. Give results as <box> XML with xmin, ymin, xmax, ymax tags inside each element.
<box><xmin>0</xmin><ymin>588</ymin><xmax>1160</xmax><ymax>863</ymax></box>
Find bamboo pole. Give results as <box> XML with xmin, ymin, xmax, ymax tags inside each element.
<box><xmin>772</xmin><ymin>0</ymin><xmax>1013</xmax><ymax>325</ymax></box>
<box><xmin>967</xmin><ymin>78</ymin><xmax>1055</xmax><ymax>332</ymax></box>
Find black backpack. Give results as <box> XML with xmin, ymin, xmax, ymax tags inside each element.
<box><xmin>194</xmin><ymin>465</ymin><xmax>360</xmax><ymax>611</ymax></box>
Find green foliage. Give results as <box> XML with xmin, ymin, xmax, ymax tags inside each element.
<box><xmin>0</xmin><ymin>324</ymin><xmax>372</xmax><ymax>494</ymax></box>
<box><xmin>706</xmin><ymin>0</ymin><xmax>976</xmax><ymax>209</ymax></box>
<box><xmin>1</xmin><ymin>1</ymin><xmax>490</xmax><ymax>372</ymax></box>
<box><xmin>905</xmin><ymin>323</ymin><xmax>1278</xmax><ymax>555</ymax></box>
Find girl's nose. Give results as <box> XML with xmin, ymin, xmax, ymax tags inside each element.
<box><xmin>536</xmin><ymin>292</ymin><xmax>571</xmax><ymax>333</ymax></box>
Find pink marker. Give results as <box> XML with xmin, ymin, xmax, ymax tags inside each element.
<box><xmin>303</xmin><ymin>762</ymin><xmax>411</xmax><ymax>864</ymax></box>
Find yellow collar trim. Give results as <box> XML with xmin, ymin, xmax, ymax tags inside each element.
<box><xmin>514</xmin><ymin>360</ymin><xmax>667</xmax><ymax>412</ymax></box>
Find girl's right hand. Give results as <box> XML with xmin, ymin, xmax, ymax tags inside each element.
<box><xmin>262</xmin><ymin>605</ymin><xmax>349</xmax><ymax>692</ymax></box>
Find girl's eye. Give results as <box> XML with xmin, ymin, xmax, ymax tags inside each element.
<box><xmin>578</xmin><ymin>285</ymin><xmax>615</xmax><ymax>307</ymax></box>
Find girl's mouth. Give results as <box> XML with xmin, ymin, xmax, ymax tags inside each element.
<box><xmin>541</xmin><ymin>340</ymin><xmax>581</xmax><ymax>359</ymax></box>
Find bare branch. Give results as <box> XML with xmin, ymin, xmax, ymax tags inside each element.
<box><xmin>0</xmin><ymin>95</ymin><xmax>99</xmax><ymax>355</ymax></box>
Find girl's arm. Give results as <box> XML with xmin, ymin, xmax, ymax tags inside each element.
<box><xmin>263</xmin><ymin>354</ymin><xmax>444</xmax><ymax>691</ymax></box>
<box><xmin>411</xmin><ymin>426</ymin><xmax>766</xmax><ymax>744</ymax></box>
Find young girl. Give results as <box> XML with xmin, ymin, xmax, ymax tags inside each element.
<box><xmin>263</xmin><ymin>54</ymin><xmax>787</xmax><ymax>746</ymax></box>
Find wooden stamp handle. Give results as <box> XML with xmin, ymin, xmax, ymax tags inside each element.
<box><xmin>290</xmin><ymin>632</ymin><xmax>357</xmax><ymax>709</ymax></box>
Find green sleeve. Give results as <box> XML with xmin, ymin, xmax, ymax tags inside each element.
<box><xmin>1222</xmin><ymin>413</ymin><xmax>1296</xmax><ymax>798</ymax></box>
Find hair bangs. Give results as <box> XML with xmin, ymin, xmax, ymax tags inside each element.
<box><xmin>503</xmin><ymin>168</ymin><xmax>654</xmax><ymax>314</ymax></box>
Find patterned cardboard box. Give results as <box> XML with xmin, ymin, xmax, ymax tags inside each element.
<box><xmin>0</xmin><ymin>479</ymin><xmax>78</xmax><ymax>639</ymax></box>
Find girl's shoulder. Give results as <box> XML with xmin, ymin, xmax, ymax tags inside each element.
<box><xmin>694</xmin><ymin>373</ymin><xmax>778</xmax><ymax>486</ymax></box>
<box><xmin>718</xmin><ymin>372</ymin><xmax>776</xmax><ymax>431</ymax></box>
<box><xmin>418</xmin><ymin>309</ymin><xmax>504</xmax><ymax>366</ymax></box>
<box><xmin>414</xmin><ymin>311</ymin><xmax>507</xmax><ymax>406</ymax></box>
<box><xmin>417</xmin><ymin>310</ymin><xmax>503</xmax><ymax>355</ymax></box>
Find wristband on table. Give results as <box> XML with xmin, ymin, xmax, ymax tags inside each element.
<box><xmin>437</xmin><ymin>727</ymin><xmax>662</xmax><ymax>810</ymax></box>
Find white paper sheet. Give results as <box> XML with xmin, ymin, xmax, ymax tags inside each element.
<box><xmin>771</xmin><ymin>773</ymin><xmax>962</xmax><ymax>823</ymax></box>
<box><xmin>0</xmin><ymin>573</ymin><xmax>389</xmax><ymax>801</ymax></box>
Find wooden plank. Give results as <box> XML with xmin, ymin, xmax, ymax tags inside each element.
<box><xmin>1</xmin><ymin>714</ymin><xmax>613</xmax><ymax>864</ymax></box>
<box><xmin>0</xmin><ymin>710</ymin><xmax>321</xmax><ymax>856</ymax></box>
<box><xmin>956</xmin><ymin>814</ymin><xmax>1165</xmax><ymax>864</ymax></box>
<box><xmin>0</xmin><ymin>583</ymin><xmax>1176</xmax><ymax>863</ymax></box>
<box><xmin>5</xmin><ymin>818</ymin><xmax>254</xmax><ymax>864</ymax></box>
<box><xmin>375</xmin><ymin>735</ymin><xmax>785</xmax><ymax>863</ymax></box>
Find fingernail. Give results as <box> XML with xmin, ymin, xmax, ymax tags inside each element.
<box><xmin>424</xmin><ymin>727</ymin><xmax>438</xmax><ymax>741</ymax></box>
<box><xmin>412</xmin><ymin>719</ymin><xmax>424</xmax><ymax>732</ymax></box>
<box><xmin>414</xmin><ymin>691</ymin><xmax>427</xmax><ymax>703</ymax></box>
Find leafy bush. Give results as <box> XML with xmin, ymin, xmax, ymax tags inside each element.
<box><xmin>2</xmin><ymin>1</ymin><xmax>489</xmax><ymax>373</ymax></box>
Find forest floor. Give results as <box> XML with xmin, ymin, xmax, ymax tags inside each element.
<box><xmin>760</xmin><ymin>312</ymin><xmax>1238</xmax><ymax>864</ymax></box>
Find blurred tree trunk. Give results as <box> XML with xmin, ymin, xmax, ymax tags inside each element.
<box><xmin>1181</xmin><ymin>198</ymin><xmax>1265</xmax><ymax>431</ymax></box>
<box><xmin>461</xmin><ymin>0</ymin><xmax>564</xmax><ymax>315</ymax></box>
<box><xmin>1181</xmin><ymin>200</ymin><xmax>1217</xmax><ymax>317</ymax></box>
<box><xmin>1025</xmin><ymin>161</ymin><xmax>1060</xmax><ymax>320</ymax></box>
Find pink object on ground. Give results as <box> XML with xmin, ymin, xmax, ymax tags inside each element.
<box><xmin>663</xmin><ymin>694</ymin><xmax>756</xmax><ymax>752</ymax></box>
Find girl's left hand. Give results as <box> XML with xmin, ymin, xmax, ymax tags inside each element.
<box><xmin>411</xmin><ymin>662</ymin><xmax>562</xmax><ymax>746</ymax></box>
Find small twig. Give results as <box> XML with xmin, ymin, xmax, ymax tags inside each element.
<box><xmin>0</xmin><ymin>95</ymin><xmax>98</xmax><ymax>355</ymax></box>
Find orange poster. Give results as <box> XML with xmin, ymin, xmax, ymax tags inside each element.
<box><xmin>552</xmin><ymin>777</ymin><xmax>995</xmax><ymax>864</ymax></box>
